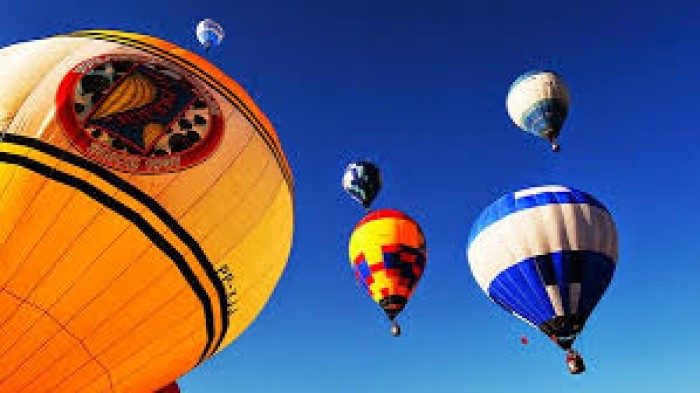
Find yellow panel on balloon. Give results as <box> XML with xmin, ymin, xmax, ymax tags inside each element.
<box><xmin>348</xmin><ymin>209</ymin><xmax>427</xmax><ymax>323</ymax></box>
<box><xmin>0</xmin><ymin>30</ymin><xmax>294</xmax><ymax>393</ymax></box>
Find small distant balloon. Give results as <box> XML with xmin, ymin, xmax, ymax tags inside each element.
<box><xmin>342</xmin><ymin>161</ymin><xmax>382</xmax><ymax>210</ymax></box>
<box><xmin>520</xmin><ymin>336</ymin><xmax>529</xmax><ymax>345</ymax></box>
<box><xmin>506</xmin><ymin>70</ymin><xmax>570</xmax><ymax>151</ymax></box>
<box><xmin>196</xmin><ymin>18</ymin><xmax>225</xmax><ymax>51</ymax></box>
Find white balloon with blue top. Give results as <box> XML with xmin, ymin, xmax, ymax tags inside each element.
<box><xmin>506</xmin><ymin>71</ymin><xmax>569</xmax><ymax>152</ymax></box>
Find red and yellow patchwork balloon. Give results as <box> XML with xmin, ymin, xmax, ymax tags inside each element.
<box><xmin>349</xmin><ymin>209</ymin><xmax>426</xmax><ymax>336</ymax></box>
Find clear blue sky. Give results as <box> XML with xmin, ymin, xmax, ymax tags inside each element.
<box><xmin>1</xmin><ymin>0</ymin><xmax>699</xmax><ymax>392</ymax></box>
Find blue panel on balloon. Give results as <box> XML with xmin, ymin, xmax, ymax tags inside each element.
<box><xmin>468</xmin><ymin>188</ymin><xmax>608</xmax><ymax>246</ymax></box>
<box><xmin>486</xmin><ymin>250</ymin><xmax>616</xmax><ymax>327</ymax></box>
<box><xmin>521</xmin><ymin>98</ymin><xmax>568</xmax><ymax>137</ymax></box>
<box><xmin>356</xmin><ymin>261</ymin><xmax>371</xmax><ymax>280</ymax></box>
<box><xmin>488</xmin><ymin>261</ymin><xmax>555</xmax><ymax>325</ymax></box>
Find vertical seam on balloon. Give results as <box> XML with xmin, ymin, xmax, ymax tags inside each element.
<box><xmin>554</xmin><ymin>197</ymin><xmax>575</xmax><ymax>315</ymax></box>
<box><xmin>195</xmin><ymin>164</ymin><xmax>278</xmax><ymax>287</ymax></box>
<box><xmin>216</xmin><ymin>206</ymin><xmax>291</xmax><ymax>332</ymax></box>
<box><xmin>492</xmin><ymin>248</ymin><xmax>545</xmax><ymax>324</ymax></box>
<box><xmin>570</xmin><ymin>202</ymin><xmax>588</xmax><ymax>314</ymax></box>
<box><xmin>3</xmin><ymin>238</ymin><xmax>158</xmax><ymax>391</ymax></box>
<box><xmin>0</xmin><ymin>174</ymin><xmax>53</xmax><ymax>289</ymax></box>
<box><xmin>132</xmin><ymin>107</ymin><xmax>256</xmax><ymax>353</ymax></box>
<box><xmin>93</xmin><ymin>323</ymin><xmax>203</xmax><ymax>393</ymax></box>
<box><xmin>0</xmin><ymin>143</ymin><xmax>173</xmax><ymax>362</ymax></box>
<box><xmin>578</xmin><ymin>207</ymin><xmax>606</xmax><ymax>319</ymax></box>
<box><xmin>505</xmin><ymin>200</ymin><xmax>554</xmax><ymax>322</ymax></box>
<box><xmin>0</xmin><ymin>37</ymin><xmax>88</xmax><ymax>244</ymax></box>
<box><xmin>0</xmin><ymin>153</ymin><xmax>125</xmax><ymax>338</ymax></box>
<box><xmin>160</xmin><ymin>132</ymin><xmax>261</xmax><ymax>355</ymax></box>
<box><xmin>491</xmin><ymin>203</ymin><xmax>550</xmax><ymax>323</ymax></box>
<box><xmin>65</xmin><ymin>286</ymin><xmax>196</xmax><ymax>393</ymax></box>
<box><xmin>0</xmin><ymin>56</ymin><xmax>120</xmax><ymax>344</ymax></box>
<box><xmin>149</xmin><ymin>127</ymin><xmax>260</xmax><ymax>356</ymax></box>
<box><xmin>0</xmin><ymin>131</ymin><xmax>56</xmax><ymax>283</ymax></box>
<box><xmin>14</xmin><ymin>271</ymin><xmax>190</xmax><ymax>393</ymax></box>
<box><xmin>2</xmin><ymin>135</ymin><xmax>223</xmax><ymax>360</ymax></box>
<box><xmin>198</xmin><ymin>152</ymin><xmax>275</xmax><ymax>263</ymax></box>
<box><xmin>0</xmin><ymin>288</ymin><xmax>114</xmax><ymax>392</ymax></box>
<box><xmin>0</xmin><ymin>173</ymin><xmax>183</xmax><ymax>376</ymax></box>
<box><xmin>0</xmin><ymin>200</ymin><xmax>115</xmax><ymax>367</ymax></box>
<box><xmin>0</xmin><ymin>147</ymin><xmax>218</xmax><ymax>363</ymax></box>
<box><xmin>588</xmin><ymin>202</ymin><xmax>605</xmax><ymax>318</ymax></box>
<box><xmin>531</xmin><ymin>196</ymin><xmax>565</xmax><ymax>317</ymax></box>
<box><xmin>208</xmin><ymin>250</ymin><xmax>283</xmax><ymax>347</ymax></box>
<box><xmin>70</xmin><ymin>263</ymin><xmax>185</xmax><ymax>356</ymax></box>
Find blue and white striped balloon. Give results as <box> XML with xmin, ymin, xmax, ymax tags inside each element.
<box><xmin>467</xmin><ymin>185</ymin><xmax>617</xmax><ymax>349</ymax></box>
<box><xmin>506</xmin><ymin>70</ymin><xmax>569</xmax><ymax>151</ymax></box>
<box><xmin>196</xmin><ymin>18</ymin><xmax>225</xmax><ymax>50</ymax></box>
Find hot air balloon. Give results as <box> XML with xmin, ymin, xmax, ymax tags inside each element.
<box><xmin>0</xmin><ymin>30</ymin><xmax>294</xmax><ymax>392</ymax></box>
<box><xmin>467</xmin><ymin>185</ymin><xmax>617</xmax><ymax>374</ymax></box>
<box><xmin>342</xmin><ymin>161</ymin><xmax>381</xmax><ymax>211</ymax></box>
<box><xmin>196</xmin><ymin>19</ymin><xmax>224</xmax><ymax>51</ymax></box>
<box><xmin>349</xmin><ymin>209</ymin><xmax>426</xmax><ymax>336</ymax></box>
<box><xmin>506</xmin><ymin>70</ymin><xmax>570</xmax><ymax>151</ymax></box>
<box><xmin>156</xmin><ymin>381</ymin><xmax>181</xmax><ymax>393</ymax></box>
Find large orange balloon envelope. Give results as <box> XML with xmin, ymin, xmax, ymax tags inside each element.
<box><xmin>0</xmin><ymin>31</ymin><xmax>294</xmax><ymax>392</ymax></box>
<box><xmin>348</xmin><ymin>209</ymin><xmax>426</xmax><ymax>332</ymax></box>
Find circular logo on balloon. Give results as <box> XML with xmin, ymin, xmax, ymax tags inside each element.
<box><xmin>56</xmin><ymin>54</ymin><xmax>223</xmax><ymax>174</ymax></box>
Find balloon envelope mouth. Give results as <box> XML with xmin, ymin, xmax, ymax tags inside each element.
<box><xmin>539</xmin><ymin>315</ymin><xmax>585</xmax><ymax>349</ymax></box>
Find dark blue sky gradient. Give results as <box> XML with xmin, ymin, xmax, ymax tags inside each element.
<box><xmin>1</xmin><ymin>1</ymin><xmax>699</xmax><ymax>392</ymax></box>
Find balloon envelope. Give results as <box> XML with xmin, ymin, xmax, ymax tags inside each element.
<box><xmin>0</xmin><ymin>30</ymin><xmax>293</xmax><ymax>392</ymax></box>
<box><xmin>349</xmin><ymin>209</ymin><xmax>426</xmax><ymax>321</ymax></box>
<box><xmin>506</xmin><ymin>70</ymin><xmax>569</xmax><ymax>149</ymax></box>
<box><xmin>467</xmin><ymin>185</ymin><xmax>617</xmax><ymax>348</ymax></box>
<box><xmin>196</xmin><ymin>19</ymin><xmax>224</xmax><ymax>50</ymax></box>
<box><xmin>342</xmin><ymin>161</ymin><xmax>381</xmax><ymax>209</ymax></box>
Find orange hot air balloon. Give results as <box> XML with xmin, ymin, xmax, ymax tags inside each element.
<box><xmin>0</xmin><ymin>31</ymin><xmax>294</xmax><ymax>392</ymax></box>
<box><xmin>348</xmin><ymin>209</ymin><xmax>427</xmax><ymax>336</ymax></box>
